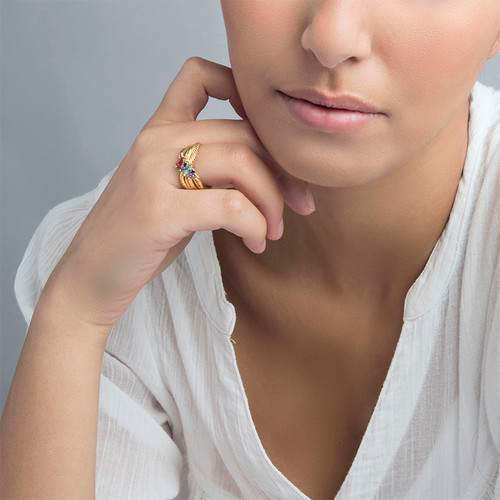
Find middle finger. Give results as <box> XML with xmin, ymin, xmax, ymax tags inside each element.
<box><xmin>174</xmin><ymin>142</ymin><xmax>285</xmax><ymax>241</ymax></box>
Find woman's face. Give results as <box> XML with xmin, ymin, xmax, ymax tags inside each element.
<box><xmin>221</xmin><ymin>0</ymin><xmax>500</xmax><ymax>187</ymax></box>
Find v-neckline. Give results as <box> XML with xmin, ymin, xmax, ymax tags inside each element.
<box><xmin>189</xmin><ymin>230</ymin><xmax>433</xmax><ymax>499</ymax></box>
<box><xmin>226</xmin><ymin>315</ymin><xmax>414</xmax><ymax>499</ymax></box>
<box><xmin>182</xmin><ymin>82</ymin><xmax>491</xmax><ymax>498</ymax></box>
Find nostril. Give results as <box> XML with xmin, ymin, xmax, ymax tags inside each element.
<box><xmin>300</xmin><ymin>3</ymin><xmax>372</xmax><ymax>69</ymax></box>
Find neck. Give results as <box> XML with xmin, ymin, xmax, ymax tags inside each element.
<box><xmin>260</xmin><ymin>100</ymin><xmax>470</xmax><ymax>300</ymax></box>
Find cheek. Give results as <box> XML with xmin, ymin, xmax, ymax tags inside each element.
<box><xmin>222</xmin><ymin>0</ymin><xmax>304</xmax><ymax>83</ymax></box>
<box><xmin>221</xmin><ymin>0</ymin><xmax>499</xmax><ymax>188</ymax></box>
<box><xmin>386</xmin><ymin>8</ymin><xmax>493</xmax><ymax>111</ymax></box>
<box><xmin>222</xmin><ymin>0</ymin><xmax>294</xmax><ymax>61</ymax></box>
<box><xmin>379</xmin><ymin>6</ymin><xmax>496</xmax><ymax>157</ymax></box>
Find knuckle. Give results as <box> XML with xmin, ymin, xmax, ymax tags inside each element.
<box><xmin>229</xmin><ymin>143</ymin><xmax>253</xmax><ymax>169</ymax></box>
<box><xmin>133</xmin><ymin>128</ymin><xmax>157</xmax><ymax>153</ymax></box>
<box><xmin>124</xmin><ymin>136</ymin><xmax>162</xmax><ymax>180</ymax></box>
<box><xmin>183</xmin><ymin>56</ymin><xmax>207</xmax><ymax>76</ymax></box>
<box><xmin>221</xmin><ymin>190</ymin><xmax>246</xmax><ymax>217</ymax></box>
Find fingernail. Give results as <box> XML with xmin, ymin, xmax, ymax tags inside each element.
<box><xmin>277</xmin><ymin>217</ymin><xmax>284</xmax><ymax>238</ymax></box>
<box><xmin>305</xmin><ymin>187</ymin><xmax>316</xmax><ymax>212</ymax></box>
<box><xmin>259</xmin><ymin>239</ymin><xmax>267</xmax><ymax>253</ymax></box>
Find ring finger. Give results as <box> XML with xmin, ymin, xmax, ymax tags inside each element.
<box><xmin>172</xmin><ymin>142</ymin><xmax>285</xmax><ymax>241</ymax></box>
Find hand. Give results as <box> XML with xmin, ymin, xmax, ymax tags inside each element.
<box><xmin>40</xmin><ymin>57</ymin><xmax>314</xmax><ymax>334</ymax></box>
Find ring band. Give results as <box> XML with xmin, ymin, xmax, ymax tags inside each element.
<box><xmin>175</xmin><ymin>143</ymin><xmax>210</xmax><ymax>189</ymax></box>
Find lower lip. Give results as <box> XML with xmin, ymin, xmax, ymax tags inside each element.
<box><xmin>281</xmin><ymin>93</ymin><xmax>383</xmax><ymax>133</ymax></box>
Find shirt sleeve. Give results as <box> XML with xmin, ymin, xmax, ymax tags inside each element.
<box><xmin>14</xmin><ymin>170</ymin><xmax>184</xmax><ymax>500</ymax></box>
<box><xmin>485</xmin><ymin>260</ymin><xmax>500</xmax><ymax>496</ymax></box>
<box><xmin>97</xmin><ymin>352</ymin><xmax>183</xmax><ymax>500</ymax></box>
<box><xmin>14</xmin><ymin>170</ymin><xmax>115</xmax><ymax>324</ymax></box>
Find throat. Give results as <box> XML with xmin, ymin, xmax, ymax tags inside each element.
<box><xmin>215</xmin><ymin>226</ymin><xmax>405</xmax><ymax>499</ymax></box>
<box><xmin>213</xmin><ymin>227</ymin><xmax>406</xmax><ymax>347</ymax></box>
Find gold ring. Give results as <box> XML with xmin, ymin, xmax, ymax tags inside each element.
<box><xmin>175</xmin><ymin>143</ymin><xmax>210</xmax><ymax>189</ymax></box>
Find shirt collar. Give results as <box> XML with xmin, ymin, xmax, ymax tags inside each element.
<box><xmin>185</xmin><ymin>82</ymin><xmax>496</xmax><ymax>326</ymax></box>
<box><xmin>403</xmin><ymin>82</ymin><xmax>496</xmax><ymax>320</ymax></box>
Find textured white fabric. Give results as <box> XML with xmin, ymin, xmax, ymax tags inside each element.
<box><xmin>14</xmin><ymin>82</ymin><xmax>500</xmax><ymax>499</ymax></box>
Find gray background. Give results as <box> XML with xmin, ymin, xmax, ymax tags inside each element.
<box><xmin>1</xmin><ymin>1</ymin><xmax>500</xmax><ymax>413</ymax></box>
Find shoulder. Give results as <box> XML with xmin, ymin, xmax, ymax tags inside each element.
<box><xmin>464</xmin><ymin>87</ymin><xmax>500</xmax><ymax>333</ymax></box>
<box><xmin>14</xmin><ymin>166</ymin><xmax>204</xmax><ymax>395</ymax></box>
<box><xmin>15</xmin><ymin>169</ymin><xmax>117</xmax><ymax>325</ymax></box>
<box><xmin>466</xmin><ymin>84</ymin><xmax>500</xmax><ymax>253</ymax></box>
<box><xmin>470</xmin><ymin>82</ymin><xmax>500</xmax><ymax>166</ymax></box>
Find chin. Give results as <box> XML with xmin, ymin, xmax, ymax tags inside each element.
<box><xmin>294</xmin><ymin>166</ymin><xmax>392</xmax><ymax>189</ymax></box>
<box><xmin>265</xmin><ymin>141</ymin><xmax>396</xmax><ymax>188</ymax></box>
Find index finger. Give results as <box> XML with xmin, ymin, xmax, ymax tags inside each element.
<box><xmin>150</xmin><ymin>57</ymin><xmax>246</xmax><ymax>123</ymax></box>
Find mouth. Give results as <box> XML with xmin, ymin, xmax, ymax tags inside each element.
<box><xmin>278</xmin><ymin>89</ymin><xmax>382</xmax><ymax>113</ymax></box>
<box><xmin>278</xmin><ymin>89</ymin><xmax>385</xmax><ymax>133</ymax></box>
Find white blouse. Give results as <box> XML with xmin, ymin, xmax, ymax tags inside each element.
<box><xmin>15</xmin><ymin>82</ymin><xmax>500</xmax><ymax>499</ymax></box>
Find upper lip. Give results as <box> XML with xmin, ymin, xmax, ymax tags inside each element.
<box><xmin>280</xmin><ymin>88</ymin><xmax>382</xmax><ymax>114</ymax></box>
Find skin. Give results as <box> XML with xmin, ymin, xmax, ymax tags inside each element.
<box><xmin>219</xmin><ymin>0</ymin><xmax>500</xmax><ymax>295</ymax></box>
<box><xmin>0</xmin><ymin>57</ymin><xmax>311</xmax><ymax>499</ymax></box>
<box><xmin>215</xmin><ymin>0</ymin><xmax>500</xmax><ymax>496</ymax></box>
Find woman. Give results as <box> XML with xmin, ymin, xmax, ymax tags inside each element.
<box><xmin>1</xmin><ymin>1</ymin><xmax>500</xmax><ymax>498</ymax></box>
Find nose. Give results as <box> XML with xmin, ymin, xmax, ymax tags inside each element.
<box><xmin>301</xmin><ymin>0</ymin><xmax>372</xmax><ymax>68</ymax></box>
